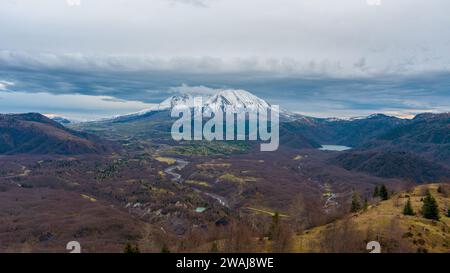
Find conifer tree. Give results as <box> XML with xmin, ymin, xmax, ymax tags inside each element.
<box><xmin>350</xmin><ymin>191</ymin><xmax>361</xmax><ymax>213</ymax></box>
<box><xmin>373</xmin><ymin>186</ymin><xmax>380</xmax><ymax>198</ymax></box>
<box><xmin>379</xmin><ymin>185</ymin><xmax>389</xmax><ymax>200</ymax></box>
<box><xmin>422</xmin><ymin>191</ymin><xmax>439</xmax><ymax>220</ymax></box>
<box><xmin>403</xmin><ymin>198</ymin><xmax>415</xmax><ymax>216</ymax></box>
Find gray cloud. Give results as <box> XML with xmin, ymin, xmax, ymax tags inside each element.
<box><xmin>2</xmin><ymin>0</ymin><xmax>450</xmax><ymax>72</ymax></box>
<box><xmin>1</xmin><ymin>50</ymin><xmax>449</xmax><ymax>78</ymax></box>
<box><xmin>0</xmin><ymin>80</ymin><xmax>14</xmax><ymax>91</ymax></box>
<box><xmin>2</xmin><ymin>62</ymin><xmax>450</xmax><ymax>119</ymax></box>
<box><xmin>1</xmin><ymin>0</ymin><xmax>450</xmax><ymax>118</ymax></box>
<box><xmin>167</xmin><ymin>0</ymin><xmax>213</xmax><ymax>7</ymax></box>
<box><xmin>168</xmin><ymin>84</ymin><xmax>220</xmax><ymax>96</ymax></box>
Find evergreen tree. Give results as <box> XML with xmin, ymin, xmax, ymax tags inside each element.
<box><xmin>403</xmin><ymin>198</ymin><xmax>415</xmax><ymax>216</ymax></box>
<box><xmin>379</xmin><ymin>185</ymin><xmax>389</xmax><ymax>200</ymax></box>
<box><xmin>373</xmin><ymin>186</ymin><xmax>380</xmax><ymax>198</ymax></box>
<box><xmin>422</xmin><ymin>191</ymin><xmax>440</xmax><ymax>221</ymax></box>
<box><xmin>350</xmin><ymin>191</ymin><xmax>361</xmax><ymax>213</ymax></box>
<box><xmin>363</xmin><ymin>198</ymin><xmax>369</xmax><ymax>211</ymax></box>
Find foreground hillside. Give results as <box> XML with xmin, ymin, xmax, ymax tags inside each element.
<box><xmin>295</xmin><ymin>184</ymin><xmax>450</xmax><ymax>253</ymax></box>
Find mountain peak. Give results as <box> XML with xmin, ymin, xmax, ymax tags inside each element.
<box><xmin>204</xmin><ymin>89</ymin><xmax>271</xmax><ymax>113</ymax></box>
<box><xmin>413</xmin><ymin>112</ymin><xmax>450</xmax><ymax>121</ymax></box>
<box><xmin>215</xmin><ymin>89</ymin><xmax>261</xmax><ymax>102</ymax></box>
<box><xmin>104</xmin><ymin>89</ymin><xmax>300</xmax><ymax>123</ymax></box>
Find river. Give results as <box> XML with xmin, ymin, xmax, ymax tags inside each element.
<box><xmin>163</xmin><ymin>158</ymin><xmax>229</xmax><ymax>208</ymax></box>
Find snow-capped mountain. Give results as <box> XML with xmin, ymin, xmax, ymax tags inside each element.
<box><xmin>203</xmin><ymin>89</ymin><xmax>272</xmax><ymax>114</ymax></box>
<box><xmin>158</xmin><ymin>93</ymin><xmax>196</xmax><ymax>110</ymax></box>
<box><xmin>104</xmin><ymin>89</ymin><xmax>302</xmax><ymax>123</ymax></box>
<box><xmin>158</xmin><ymin>89</ymin><xmax>274</xmax><ymax>114</ymax></box>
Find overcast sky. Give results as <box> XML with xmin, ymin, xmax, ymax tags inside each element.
<box><xmin>1</xmin><ymin>0</ymin><xmax>450</xmax><ymax>119</ymax></box>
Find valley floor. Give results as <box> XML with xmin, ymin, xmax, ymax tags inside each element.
<box><xmin>1</xmin><ymin>150</ymin><xmax>447</xmax><ymax>253</ymax></box>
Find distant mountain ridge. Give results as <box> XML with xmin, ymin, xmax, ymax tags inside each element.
<box><xmin>279</xmin><ymin>113</ymin><xmax>408</xmax><ymax>148</ymax></box>
<box><xmin>0</xmin><ymin>113</ymin><xmax>116</xmax><ymax>155</ymax></box>
<box><xmin>366</xmin><ymin>112</ymin><xmax>450</xmax><ymax>163</ymax></box>
<box><xmin>330</xmin><ymin>113</ymin><xmax>450</xmax><ymax>182</ymax></box>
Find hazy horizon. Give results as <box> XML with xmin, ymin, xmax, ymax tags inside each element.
<box><xmin>0</xmin><ymin>87</ymin><xmax>449</xmax><ymax>122</ymax></box>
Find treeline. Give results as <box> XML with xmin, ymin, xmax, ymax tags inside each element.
<box><xmin>350</xmin><ymin>184</ymin><xmax>445</xmax><ymax>221</ymax></box>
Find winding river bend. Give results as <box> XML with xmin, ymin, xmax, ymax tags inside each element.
<box><xmin>164</xmin><ymin>159</ymin><xmax>189</xmax><ymax>183</ymax></box>
<box><xmin>163</xmin><ymin>158</ymin><xmax>229</xmax><ymax>208</ymax></box>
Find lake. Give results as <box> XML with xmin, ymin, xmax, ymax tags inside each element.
<box><xmin>319</xmin><ymin>145</ymin><xmax>352</xmax><ymax>151</ymax></box>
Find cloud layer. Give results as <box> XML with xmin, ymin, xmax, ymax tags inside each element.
<box><xmin>1</xmin><ymin>0</ymin><xmax>450</xmax><ymax>76</ymax></box>
<box><xmin>1</xmin><ymin>0</ymin><xmax>450</xmax><ymax>118</ymax></box>
<box><xmin>1</xmin><ymin>67</ymin><xmax>449</xmax><ymax>119</ymax></box>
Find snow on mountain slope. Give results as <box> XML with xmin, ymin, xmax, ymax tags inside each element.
<box><xmin>203</xmin><ymin>89</ymin><xmax>272</xmax><ymax>113</ymax></box>
<box><xmin>158</xmin><ymin>93</ymin><xmax>196</xmax><ymax>110</ymax></box>
<box><xmin>103</xmin><ymin>94</ymin><xmax>195</xmax><ymax>121</ymax></box>
<box><xmin>105</xmin><ymin>89</ymin><xmax>301</xmax><ymax>122</ymax></box>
